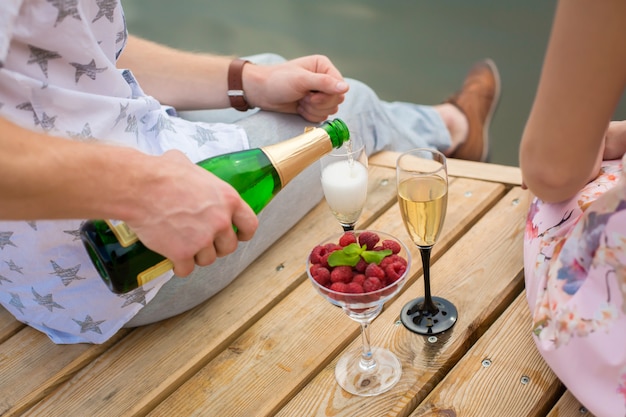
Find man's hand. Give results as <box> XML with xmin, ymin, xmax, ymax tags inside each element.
<box><xmin>125</xmin><ymin>150</ymin><xmax>258</xmax><ymax>277</ymax></box>
<box><xmin>243</xmin><ymin>54</ymin><xmax>350</xmax><ymax>122</ymax></box>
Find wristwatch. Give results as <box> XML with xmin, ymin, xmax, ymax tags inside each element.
<box><xmin>227</xmin><ymin>58</ymin><xmax>253</xmax><ymax>111</ymax></box>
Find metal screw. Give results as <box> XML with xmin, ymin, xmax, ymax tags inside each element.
<box><xmin>520</xmin><ymin>376</ymin><xmax>530</xmax><ymax>385</ymax></box>
<box><xmin>275</xmin><ymin>263</ymin><xmax>285</xmax><ymax>272</ymax></box>
<box><xmin>481</xmin><ymin>359</ymin><xmax>491</xmax><ymax>368</ymax></box>
<box><xmin>579</xmin><ymin>406</ymin><xmax>588</xmax><ymax>414</ymax></box>
<box><xmin>512</xmin><ymin>198</ymin><xmax>520</xmax><ymax>206</ymax></box>
<box><xmin>427</xmin><ymin>336</ymin><xmax>437</xmax><ymax>343</ymax></box>
<box><xmin>380</xmin><ymin>179</ymin><xmax>389</xmax><ymax>186</ymax></box>
<box><xmin>464</xmin><ymin>191</ymin><xmax>473</xmax><ymax>197</ymax></box>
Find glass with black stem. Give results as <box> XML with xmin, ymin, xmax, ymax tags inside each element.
<box><xmin>320</xmin><ymin>135</ymin><xmax>368</xmax><ymax>231</ymax></box>
<box><xmin>396</xmin><ymin>148</ymin><xmax>457</xmax><ymax>335</ymax></box>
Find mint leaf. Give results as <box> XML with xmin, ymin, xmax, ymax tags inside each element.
<box><xmin>328</xmin><ymin>244</ymin><xmax>361</xmax><ymax>267</ymax></box>
<box><xmin>342</xmin><ymin>243</ymin><xmax>363</xmax><ymax>256</ymax></box>
<box><xmin>362</xmin><ymin>249</ymin><xmax>392</xmax><ymax>264</ymax></box>
<box><xmin>327</xmin><ymin>243</ymin><xmax>392</xmax><ymax>267</ymax></box>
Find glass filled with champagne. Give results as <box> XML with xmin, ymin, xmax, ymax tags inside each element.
<box><xmin>320</xmin><ymin>134</ymin><xmax>368</xmax><ymax>231</ymax></box>
<box><xmin>396</xmin><ymin>148</ymin><xmax>457</xmax><ymax>335</ymax></box>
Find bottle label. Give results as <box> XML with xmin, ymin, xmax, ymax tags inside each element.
<box><xmin>137</xmin><ymin>259</ymin><xmax>174</xmax><ymax>287</ymax></box>
<box><xmin>105</xmin><ymin>219</ymin><xmax>138</xmax><ymax>248</ymax></box>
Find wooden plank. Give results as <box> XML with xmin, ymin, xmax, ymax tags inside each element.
<box><xmin>276</xmin><ymin>186</ymin><xmax>527</xmax><ymax>416</ymax></box>
<box><xmin>0</xmin><ymin>305</ymin><xmax>22</xmax><ymax>343</ymax></box>
<box><xmin>370</xmin><ymin>150</ymin><xmax>523</xmax><ymax>186</ymax></box>
<box><xmin>20</xmin><ymin>165</ymin><xmax>399</xmax><ymax>416</ymax></box>
<box><xmin>410</xmin><ymin>293</ymin><xmax>562</xmax><ymax>417</ymax></box>
<box><xmin>547</xmin><ymin>391</ymin><xmax>596</xmax><ymax>417</ymax></box>
<box><xmin>0</xmin><ymin>328</ymin><xmax>128</xmax><ymax>416</ymax></box>
<box><xmin>148</xmin><ymin>178</ymin><xmax>508</xmax><ymax>416</ymax></box>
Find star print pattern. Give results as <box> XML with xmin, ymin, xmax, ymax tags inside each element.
<box><xmin>0</xmin><ymin>0</ymin><xmax>248</xmax><ymax>344</ymax></box>
<box><xmin>39</xmin><ymin>113</ymin><xmax>57</xmax><ymax>132</ymax></box>
<box><xmin>32</xmin><ymin>287</ymin><xmax>65</xmax><ymax>312</ymax></box>
<box><xmin>6</xmin><ymin>260</ymin><xmax>23</xmax><ymax>274</ymax></box>
<box><xmin>70</xmin><ymin>59</ymin><xmax>107</xmax><ymax>83</ymax></box>
<box><xmin>67</xmin><ymin>123</ymin><xmax>94</xmax><ymax>140</ymax></box>
<box><xmin>73</xmin><ymin>315</ymin><xmax>105</xmax><ymax>334</ymax></box>
<box><xmin>16</xmin><ymin>102</ymin><xmax>40</xmax><ymax>126</ymax></box>
<box><xmin>93</xmin><ymin>0</ymin><xmax>117</xmax><ymax>23</ymax></box>
<box><xmin>9</xmin><ymin>293</ymin><xmax>25</xmax><ymax>315</ymax></box>
<box><xmin>192</xmin><ymin>126</ymin><xmax>218</xmax><ymax>147</ymax></box>
<box><xmin>49</xmin><ymin>260</ymin><xmax>86</xmax><ymax>286</ymax></box>
<box><xmin>147</xmin><ymin>113</ymin><xmax>177</xmax><ymax>137</ymax></box>
<box><xmin>47</xmin><ymin>0</ymin><xmax>82</xmax><ymax>27</ymax></box>
<box><xmin>27</xmin><ymin>45</ymin><xmax>61</xmax><ymax>78</ymax></box>
<box><xmin>0</xmin><ymin>232</ymin><xmax>17</xmax><ymax>250</ymax></box>
<box><xmin>63</xmin><ymin>224</ymin><xmax>83</xmax><ymax>241</ymax></box>
<box><xmin>119</xmin><ymin>286</ymin><xmax>150</xmax><ymax>307</ymax></box>
<box><xmin>116</xmin><ymin>30</ymin><xmax>126</xmax><ymax>44</ymax></box>
<box><xmin>125</xmin><ymin>114</ymin><xmax>139</xmax><ymax>141</ymax></box>
<box><xmin>114</xmin><ymin>103</ymin><xmax>129</xmax><ymax>126</ymax></box>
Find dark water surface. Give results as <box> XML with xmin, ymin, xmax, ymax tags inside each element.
<box><xmin>123</xmin><ymin>0</ymin><xmax>626</xmax><ymax>167</ymax></box>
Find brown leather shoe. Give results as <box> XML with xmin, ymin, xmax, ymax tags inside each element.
<box><xmin>447</xmin><ymin>59</ymin><xmax>501</xmax><ymax>162</ymax></box>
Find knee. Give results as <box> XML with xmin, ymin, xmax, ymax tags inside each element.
<box><xmin>343</xmin><ymin>78</ymin><xmax>381</xmax><ymax>112</ymax></box>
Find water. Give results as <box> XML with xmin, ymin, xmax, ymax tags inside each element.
<box><xmin>123</xmin><ymin>0</ymin><xmax>626</xmax><ymax>167</ymax></box>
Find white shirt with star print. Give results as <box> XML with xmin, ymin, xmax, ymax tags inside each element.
<box><xmin>0</xmin><ymin>0</ymin><xmax>249</xmax><ymax>343</ymax></box>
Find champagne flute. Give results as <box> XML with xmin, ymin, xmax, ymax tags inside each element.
<box><xmin>320</xmin><ymin>136</ymin><xmax>368</xmax><ymax>231</ymax></box>
<box><xmin>307</xmin><ymin>230</ymin><xmax>411</xmax><ymax>396</ymax></box>
<box><xmin>396</xmin><ymin>148</ymin><xmax>457</xmax><ymax>335</ymax></box>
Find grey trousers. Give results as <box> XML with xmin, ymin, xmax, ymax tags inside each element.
<box><xmin>126</xmin><ymin>53</ymin><xmax>450</xmax><ymax>326</ymax></box>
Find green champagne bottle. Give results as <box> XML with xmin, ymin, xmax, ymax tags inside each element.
<box><xmin>80</xmin><ymin>118</ymin><xmax>350</xmax><ymax>293</ymax></box>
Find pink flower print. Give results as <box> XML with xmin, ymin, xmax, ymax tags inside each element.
<box><xmin>617</xmin><ymin>368</ymin><xmax>626</xmax><ymax>404</ymax></box>
<box><xmin>526</xmin><ymin>199</ymin><xmax>541</xmax><ymax>240</ymax></box>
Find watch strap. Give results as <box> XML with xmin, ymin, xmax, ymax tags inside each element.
<box><xmin>227</xmin><ymin>59</ymin><xmax>252</xmax><ymax>111</ymax></box>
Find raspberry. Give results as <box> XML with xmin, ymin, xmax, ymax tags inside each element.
<box><xmin>319</xmin><ymin>252</ymin><xmax>331</xmax><ymax>268</ymax></box>
<box><xmin>352</xmin><ymin>273</ymin><xmax>366</xmax><ymax>285</ymax></box>
<box><xmin>385</xmin><ymin>262</ymin><xmax>407</xmax><ymax>284</ymax></box>
<box><xmin>363</xmin><ymin>277</ymin><xmax>383</xmax><ymax>292</ymax></box>
<box><xmin>365</xmin><ymin>263</ymin><xmax>385</xmax><ymax>280</ymax></box>
<box><xmin>346</xmin><ymin>282</ymin><xmax>365</xmax><ymax>293</ymax></box>
<box><xmin>339</xmin><ymin>232</ymin><xmax>357</xmax><ymax>247</ymax></box>
<box><xmin>330</xmin><ymin>265</ymin><xmax>353</xmax><ymax>284</ymax></box>
<box><xmin>380</xmin><ymin>254</ymin><xmax>407</xmax><ymax>270</ymax></box>
<box><xmin>329</xmin><ymin>282</ymin><xmax>348</xmax><ymax>293</ymax></box>
<box><xmin>324</xmin><ymin>243</ymin><xmax>342</xmax><ymax>253</ymax></box>
<box><xmin>358</xmin><ymin>231</ymin><xmax>380</xmax><ymax>250</ymax></box>
<box><xmin>355</xmin><ymin>258</ymin><xmax>368</xmax><ymax>273</ymax></box>
<box><xmin>310</xmin><ymin>265</ymin><xmax>331</xmax><ymax>286</ymax></box>
<box><xmin>381</xmin><ymin>239</ymin><xmax>402</xmax><ymax>254</ymax></box>
<box><xmin>309</xmin><ymin>245</ymin><xmax>327</xmax><ymax>264</ymax></box>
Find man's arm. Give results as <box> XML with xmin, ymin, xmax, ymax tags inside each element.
<box><xmin>0</xmin><ymin>117</ymin><xmax>149</xmax><ymax>220</ymax></box>
<box><xmin>0</xmin><ymin>117</ymin><xmax>258</xmax><ymax>276</ymax></box>
<box><xmin>117</xmin><ymin>35</ymin><xmax>350</xmax><ymax>122</ymax></box>
<box><xmin>116</xmin><ymin>35</ymin><xmax>233</xmax><ymax>110</ymax></box>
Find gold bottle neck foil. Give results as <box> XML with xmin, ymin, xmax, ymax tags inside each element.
<box><xmin>261</xmin><ymin>126</ymin><xmax>333</xmax><ymax>187</ymax></box>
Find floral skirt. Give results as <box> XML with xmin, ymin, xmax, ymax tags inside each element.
<box><xmin>524</xmin><ymin>157</ymin><xmax>626</xmax><ymax>417</ymax></box>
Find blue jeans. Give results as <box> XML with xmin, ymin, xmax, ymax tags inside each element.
<box><xmin>126</xmin><ymin>53</ymin><xmax>450</xmax><ymax>326</ymax></box>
